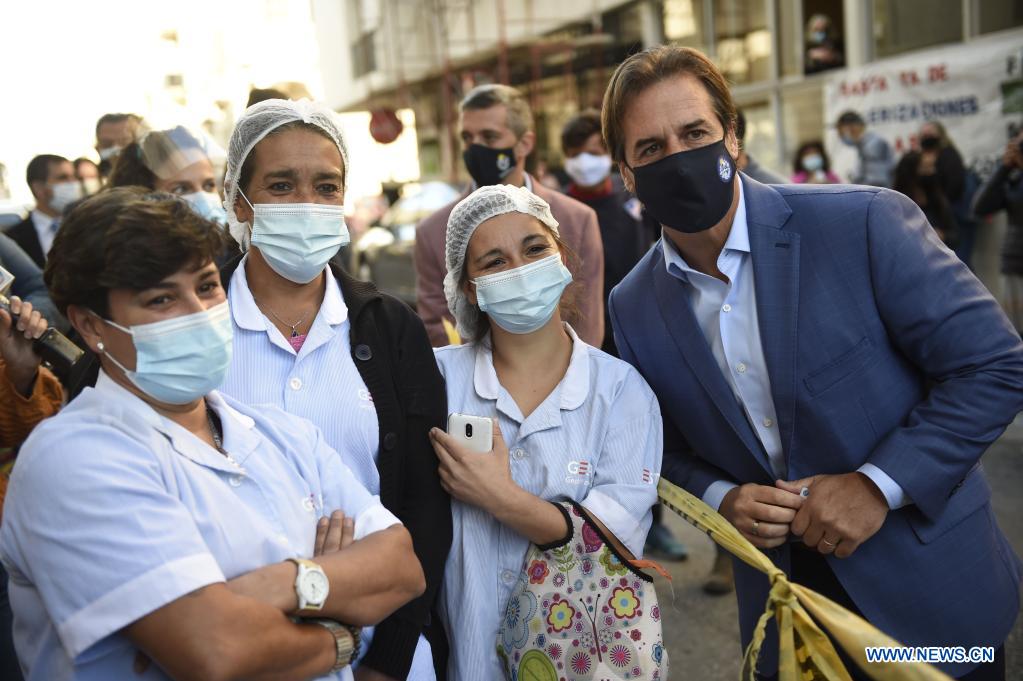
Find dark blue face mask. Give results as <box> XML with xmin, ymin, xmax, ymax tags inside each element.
<box><xmin>463</xmin><ymin>144</ymin><xmax>517</xmax><ymax>187</ymax></box>
<box><xmin>627</xmin><ymin>138</ymin><xmax>736</xmax><ymax>233</ymax></box>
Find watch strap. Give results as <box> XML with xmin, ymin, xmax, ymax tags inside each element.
<box><xmin>309</xmin><ymin>619</ymin><xmax>357</xmax><ymax>671</ymax></box>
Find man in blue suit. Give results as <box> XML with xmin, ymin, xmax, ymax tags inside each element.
<box><xmin>603</xmin><ymin>45</ymin><xmax>1022</xmax><ymax>680</ymax></box>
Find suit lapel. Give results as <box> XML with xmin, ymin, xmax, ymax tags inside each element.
<box><xmin>744</xmin><ymin>178</ymin><xmax>799</xmax><ymax>471</ymax></box>
<box><xmin>651</xmin><ymin>258</ymin><xmax>774</xmax><ymax>475</ymax></box>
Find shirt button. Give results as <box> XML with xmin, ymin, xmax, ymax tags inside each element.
<box><xmin>763</xmin><ymin>417</ymin><xmax>774</xmax><ymax>428</ymax></box>
<box><xmin>229</xmin><ymin>475</ymin><xmax>243</xmax><ymax>487</ymax></box>
<box><xmin>501</xmin><ymin>569</ymin><xmax>516</xmax><ymax>585</ymax></box>
<box><xmin>722</xmin><ymin>304</ymin><xmax>732</xmax><ymax>313</ymax></box>
<box><xmin>736</xmin><ymin>363</ymin><xmax>747</xmax><ymax>374</ymax></box>
<box><xmin>277</xmin><ymin>534</ymin><xmax>290</xmax><ymax>546</ymax></box>
<box><xmin>513</xmin><ymin>448</ymin><xmax>526</xmax><ymax>460</ymax></box>
<box><xmin>289</xmin><ymin>377</ymin><xmax>302</xmax><ymax>390</ymax></box>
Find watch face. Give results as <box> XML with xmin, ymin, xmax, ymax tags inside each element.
<box><xmin>302</xmin><ymin>569</ymin><xmax>330</xmax><ymax>604</ymax></box>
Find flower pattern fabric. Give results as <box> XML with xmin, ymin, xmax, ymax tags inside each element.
<box><xmin>497</xmin><ymin>503</ymin><xmax>668</xmax><ymax>680</ymax></box>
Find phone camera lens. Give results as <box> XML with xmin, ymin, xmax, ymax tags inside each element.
<box><xmin>465</xmin><ymin>423</ymin><xmax>473</xmax><ymax>438</ymax></box>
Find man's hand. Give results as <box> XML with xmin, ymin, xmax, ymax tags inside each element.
<box><xmin>429</xmin><ymin>419</ymin><xmax>518</xmax><ymax>514</ymax></box>
<box><xmin>0</xmin><ymin>296</ymin><xmax>47</xmax><ymax>397</ymax></box>
<box><xmin>778</xmin><ymin>473</ymin><xmax>888</xmax><ymax>558</ymax></box>
<box><xmin>719</xmin><ymin>483</ymin><xmax>804</xmax><ymax>549</ymax></box>
<box><xmin>315</xmin><ymin>510</ymin><xmax>355</xmax><ymax>556</ymax></box>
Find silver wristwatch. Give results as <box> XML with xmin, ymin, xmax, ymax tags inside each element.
<box><xmin>309</xmin><ymin>619</ymin><xmax>360</xmax><ymax>671</ymax></box>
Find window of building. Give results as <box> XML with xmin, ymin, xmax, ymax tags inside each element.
<box><xmin>782</xmin><ymin>85</ymin><xmax>826</xmax><ymax>178</ymax></box>
<box><xmin>737</xmin><ymin>100</ymin><xmax>781</xmax><ymax>175</ymax></box>
<box><xmin>872</xmin><ymin>0</ymin><xmax>962</xmax><ymax>59</ymax></box>
<box><xmin>803</xmin><ymin>0</ymin><xmax>845</xmax><ymax>75</ymax></box>
<box><xmin>663</xmin><ymin>0</ymin><xmax>707</xmax><ymax>49</ymax></box>
<box><xmin>978</xmin><ymin>0</ymin><xmax>1023</xmax><ymax>35</ymax></box>
<box><xmin>715</xmin><ymin>0</ymin><xmax>772</xmax><ymax>84</ymax></box>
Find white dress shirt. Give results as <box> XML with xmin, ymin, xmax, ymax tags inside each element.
<box><xmin>0</xmin><ymin>372</ymin><xmax>399</xmax><ymax>681</ymax></box>
<box><xmin>661</xmin><ymin>181</ymin><xmax>909</xmax><ymax>511</ymax></box>
<box><xmin>434</xmin><ymin>325</ymin><xmax>661</xmax><ymax>680</ymax></box>
<box><xmin>29</xmin><ymin>209</ymin><xmax>59</xmax><ymax>257</ymax></box>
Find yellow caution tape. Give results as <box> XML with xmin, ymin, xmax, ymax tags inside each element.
<box><xmin>441</xmin><ymin>317</ymin><xmax>462</xmax><ymax>346</ymax></box>
<box><xmin>657</xmin><ymin>478</ymin><xmax>953</xmax><ymax>681</ymax></box>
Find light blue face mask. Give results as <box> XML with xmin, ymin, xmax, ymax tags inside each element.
<box><xmin>99</xmin><ymin>301</ymin><xmax>234</xmax><ymax>405</ymax></box>
<box><xmin>183</xmin><ymin>191</ymin><xmax>228</xmax><ymax>227</ymax></box>
<box><xmin>473</xmin><ymin>254</ymin><xmax>573</xmax><ymax>334</ymax></box>
<box><xmin>242</xmin><ymin>191</ymin><xmax>350</xmax><ymax>284</ymax></box>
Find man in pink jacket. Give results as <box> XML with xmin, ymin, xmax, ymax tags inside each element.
<box><xmin>414</xmin><ymin>84</ymin><xmax>605</xmax><ymax>347</ymax></box>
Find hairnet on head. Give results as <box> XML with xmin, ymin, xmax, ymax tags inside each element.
<box><xmin>138</xmin><ymin>126</ymin><xmax>211</xmax><ymax>180</ymax></box>
<box><xmin>223</xmin><ymin>98</ymin><xmax>350</xmax><ymax>249</ymax></box>
<box><xmin>444</xmin><ymin>184</ymin><xmax>560</xmax><ymax>340</ymax></box>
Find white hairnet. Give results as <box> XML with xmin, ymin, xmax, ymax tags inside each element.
<box><xmin>223</xmin><ymin>98</ymin><xmax>350</xmax><ymax>249</ymax></box>
<box><xmin>444</xmin><ymin>184</ymin><xmax>560</xmax><ymax>340</ymax></box>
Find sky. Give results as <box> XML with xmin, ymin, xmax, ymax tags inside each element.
<box><xmin>0</xmin><ymin>0</ymin><xmax>418</xmax><ymax>207</ymax></box>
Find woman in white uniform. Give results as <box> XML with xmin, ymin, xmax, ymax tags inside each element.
<box><xmin>217</xmin><ymin>99</ymin><xmax>449</xmax><ymax>681</ymax></box>
<box><xmin>0</xmin><ymin>187</ymin><xmax>425</xmax><ymax>681</ymax></box>
<box><xmin>429</xmin><ymin>184</ymin><xmax>663</xmax><ymax>680</ymax></box>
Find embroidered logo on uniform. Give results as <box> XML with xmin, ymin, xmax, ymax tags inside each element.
<box><xmin>718</xmin><ymin>155</ymin><xmax>732</xmax><ymax>182</ymax></box>
<box><xmin>642</xmin><ymin>468</ymin><xmax>653</xmax><ymax>484</ymax></box>
<box><xmin>565</xmin><ymin>460</ymin><xmax>591</xmax><ymax>484</ymax></box>
<box><xmin>302</xmin><ymin>493</ymin><xmax>322</xmax><ymax>513</ymax></box>
<box><xmin>497</xmin><ymin>153</ymin><xmax>511</xmax><ymax>172</ymax></box>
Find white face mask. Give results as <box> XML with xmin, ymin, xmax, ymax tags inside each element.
<box><xmin>564</xmin><ymin>152</ymin><xmax>612</xmax><ymax>187</ymax></box>
<box><xmin>242</xmin><ymin>191</ymin><xmax>350</xmax><ymax>284</ymax></box>
<box><xmin>183</xmin><ymin>191</ymin><xmax>228</xmax><ymax>226</ymax></box>
<box><xmin>98</xmin><ymin>145</ymin><xmax>122</xmax><ymax>161</ymax></box>
<box><xmin>50</xmin><ymin>181</ymin><xmax>83</xmax><ymax>212</ymax></box>
<box><xmin>82</xmin><ymin>178</ymin><xmax>102</xmax><ymax>195</ymax></box>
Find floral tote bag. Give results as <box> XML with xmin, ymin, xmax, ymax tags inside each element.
<box><xmin>497</xmin><ymin>501</ymin><xmax>669</xmax><ymax>680</ymax></box>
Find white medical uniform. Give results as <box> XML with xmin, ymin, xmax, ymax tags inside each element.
<box><xmin>434</xmin><ymin>325</ymin><xmax>663</xmax><ymax>680</ymax></box>
<box><xmin>0</xmin><ymin>372</ymin><xmax>399</xmax><ymax>681</ymax></box>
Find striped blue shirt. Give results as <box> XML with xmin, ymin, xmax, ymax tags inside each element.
<box><xmin>434</xmin><ymin>325</ymin><xmax>662</xmax><ymax>681</ymax></box>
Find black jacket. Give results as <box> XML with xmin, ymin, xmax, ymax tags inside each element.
<box><xmin>221</xmin><ymin>256</ymin><xmax>451</xmax><ymax>678</ymax></box>
<box><xmin>4</xmin><ymin>216</ymin><xmax>46</xmax><ymax>269</ymax></box>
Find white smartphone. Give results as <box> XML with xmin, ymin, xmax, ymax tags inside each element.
<box><xmin>447</xmin><ymin>413</ymin><xmax>494</xmax><ymax>453</ymax></box>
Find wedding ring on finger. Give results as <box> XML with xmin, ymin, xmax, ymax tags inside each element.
<box><xmin>752</xmin><ymin>520</ymin><xmax>760</xmax><ymax>537</ymax></box>
<box><xmin>821</xmin><ymin>537</ymin><xmax>840</xmax><ymax>551</ymax></box>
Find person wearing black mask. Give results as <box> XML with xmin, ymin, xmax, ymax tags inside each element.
<box><xmin>917</xmin><ymin>121</ymin><xmax>977</xmax><ymax>266</ymax></box>
<box><xmin>604</xmin><ymin>45</ymin><xmax>1021</xmax><ymax>681</ymax></box>
<box><xmin>413</xmin><ymin>84</ymin><xmax>605</xmax><ymax>348</ymax></box>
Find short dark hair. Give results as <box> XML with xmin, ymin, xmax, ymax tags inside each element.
<box><xmin>247</xmin><ymin>87</ymin><xmax>289</xmax><ymax>108</ymax></box>
<box><xmin>106</xmin><ymin>143</ymin><xmax>157</xmax><ymax>190</ymax></box>
<box><xmin>460</xmin><ymin>84</ymin><xmax>534</xmax><ymax>139</ymax></box>
<box><xmin>26</xmin><ymin>154</ymin><xmax>69</xmax><ymax>187</ymax></box>
<box><xmin>44</xmin><ymin>187</ymin><xmax>227</xmax><ymax>317</ymax></box>
<box><xmin>602</xmin><ymin>45</ymin><xmax>737</xmax><ymax>165</ymax></box>
<box><xmin>836</xmin><ymin>110</ymin><xmax>864</xmax><ymax>127</ymax></box>
<box><xmin>735</xmin><ymin>109</ymin><xmax>747</xmax><ymax>144</ymax></box>
<box><xmin>560</xmin><ymin>109</ymin><xmax>603</xmax><ymax>154</ymax></box>
<box><xmin>95</xmin><ymin>113</ymin><xmax>143</xmax><ymax>139</ymax></box>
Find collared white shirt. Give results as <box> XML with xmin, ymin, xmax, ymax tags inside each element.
<box><xmin>0</xmin><ymin>372</ymin><xmax>399</xmax><ymax>681</ymax></box>
<box><xmin>661</xmin><ymin>181</ymin><xmax>908</xmax><ymax>510</ymax></box>
<box><xmin>434</xmin><ymin>325</ymin><xmax>661</xmax><ymax>681</ymax></box>
<box><xmin>220</xmin><ymin>258</ymin><xmax>437</xmax><ymax>678</ymax></box>
<box><xmin>29</xmin><ymin>209</ymin><xmax>59</xmax><ymax>257</ymax></box>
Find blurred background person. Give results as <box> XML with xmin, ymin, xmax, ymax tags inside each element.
<box><xmin>736</xmin><ymin>110</ymin><xmax>784</xmax><ymax>185</ymax></box>
<box><xmin>247</xmin><ymin>86</ymin><xmax>290</xmax><ymax>108</ymax></box>
<box><xmin>94</xmin><ymin>112</ymin><xmax>143</xmax><ymax>179</ymax></box>
<box><xmin>72</xmin><ymin>157</ymin><xmax>101</xmax><ymax>196</ymax></box>
<box><xmin>414</xmin><ymin>84</ymin><xmax>605</xmax><ymax>348</ymax></box>
<box><xmin>974</xmin><ymin>131</ymin><xmax>1023</xmax><ymax>333</ymax></box>
<box><xmin>804</xmin><ymin>13</ymin><xmax>845</xmax><ymax>74</ymax></box>
<box><xmin>107</xmin><ymin>125</ymin><xmax>228</xmax><ymax>227</ymax></box>
<box><xmin>894</xmin><ymin>150</ymin><xmax>959</xmax><ymax>248</ymax></box>
<box><xmin>792</xmin><ymin>140</ymin><xmax>841</xmax><ymax>184</ymax></box>
<box><xmin>560</xmin><ymin>108</ymin><xmax>649</xmax><ymax>355</ymax></box>
<box><xmin>919</xmin><ymin>120</ymin><xmax>979</xmax><ymax>267</ymax></box>
<box><xmin>836</xmin><ymin>110</ymin><xmax>895</xmax><ymax>188</ymax></box>
<box><xmin>220</xmin><ymin>98</ymin><xmax>449</xmax><ymax>681</ymax></box>
<box><xmin>5</xmin><ymin>154</ymin><xmax>80</xmax><ymax>269</ymax></box>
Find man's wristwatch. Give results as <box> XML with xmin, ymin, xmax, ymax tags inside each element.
<box><xmin>287</xmin><ymin>558</ymin><xmax>329</xmax><ymax>611</ymax></box>
<box><xmin>309</xmin><ymin>619</ymin><xmax>361</xmax><ymax>671</ymax></box>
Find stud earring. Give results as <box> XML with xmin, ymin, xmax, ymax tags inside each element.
<box><xmin>96</xmin><ymin>341</ymin><xmax>105</xmax><ymax>352</ymax></box>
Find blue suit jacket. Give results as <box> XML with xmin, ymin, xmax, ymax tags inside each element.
<box><xmin>609</xmin><ymin>175</ymin><xmax>1023</xmax><ymax>676</ymax></box>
